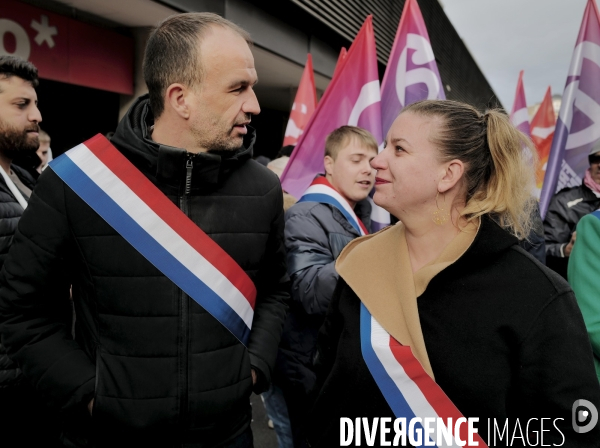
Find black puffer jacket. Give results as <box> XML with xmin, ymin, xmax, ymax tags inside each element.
<box><xmin>274</xmin><ymin>198</ymin><xmax>371</xmax><ymax>394</ymax></box>
<box><xmin>0</xmin><ymin>164</ymin><xmax>35</xmax><ymax>391</ymax></box>
<box><xmin>543</xmin><ymin>182</ymin><xmax>600</xmax><ymax>278</ymax></box>
<box><xmin>0</xmin><ymin>96</ymin><xmax>289</xmax><ymax>446</ymax></box>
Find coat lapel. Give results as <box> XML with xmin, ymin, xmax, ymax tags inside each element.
<box><xmin>336</xmin><ymin>220</ymin><xmax>479</xmax><ymax>379</ymax></box>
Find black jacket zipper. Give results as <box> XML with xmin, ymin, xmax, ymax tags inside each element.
<box><xmin>179</xmin><ymin>153</ymin><xmax>193</xmax><ymax>429</ymax></box>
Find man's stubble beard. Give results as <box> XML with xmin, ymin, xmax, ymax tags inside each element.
<box><xmin>194</xmin><ymin>114</ymin><xmax>251</xmax><ymax>153</ymax></box>
<box><xmin>0</xmin><ymin>120</ymin><xmax>40</xmax><ymax>159</ymax></box>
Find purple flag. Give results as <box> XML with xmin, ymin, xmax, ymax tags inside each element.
<box><xmin>380</xmin><ymin>0</ymin><xmax>445</xmax><ymax>139</ymax></box>
<box><xmin>540</xmin><ymin>0</ymin><xmax>600</xmax><ymax>217</ymax></box>
<box><xmin>280</xmin><ymin>16</ymin><xmax>382</xmax><ymax>205</ymax></box>
<box><xmin>510</xmin><ymin>70</ymin><xmax>531</xmax><ymax>136</ymax></box>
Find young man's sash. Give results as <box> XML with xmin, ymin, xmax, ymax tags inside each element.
<box><xmin>297</xmin><ymin>176</ymin><xmax>368</xmax><ymax>236</ymax></box>
<box><xmin>49</xmin><ymin>134</ymin><xmax>256</xmax><ymax>346</ymax></box>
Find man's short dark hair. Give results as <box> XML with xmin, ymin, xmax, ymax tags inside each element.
<box><xmin>0</xmin><ymin>56</ymin><xmax>39</xmax><ymax>88</ymax></box>
<box><xmin>143</xmin><ymin>12</ymin><xmax>252</xmax><ymax>119</ymax></box>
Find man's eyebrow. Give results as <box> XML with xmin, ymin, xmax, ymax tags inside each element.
<box><xmin>228</xmin><ymin>78</ymin><xmax>259</xmax><ymax>89</ymax></box>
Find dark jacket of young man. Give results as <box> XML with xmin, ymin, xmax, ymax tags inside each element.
<box><xmin>543</xmin><ymin>182</ymin><xmax>600</xmax><ymax>278</ymax></box>
<box><xmin>0</xmin><ymin>95</ymin><xmax>289</xmax><ymax>447</ymax></box>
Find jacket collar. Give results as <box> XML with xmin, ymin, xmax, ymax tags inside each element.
<box><xmin>110</xmin><ymin>94</ymin><xmax>255</xmax><ymax>194</ymax></box>
<box><xmin>335</xmin><ymin>215</ymin><xmax>515</xmax><ymax>379</ymax></box>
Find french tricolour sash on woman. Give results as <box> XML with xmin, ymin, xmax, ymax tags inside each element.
<box><xmin>49</xmin><ymin>134</ymin><xmax>256</xmax><ymax>346</ymax></box>
<box><xmin>360</xmin><ymin>304</ymin><xmax>487</xmax><ymax>447</ymax></box>
<box><xmin>298</xmin><ymin>176</ymin><xmax>368</xmax><ymax>236</ymax></box>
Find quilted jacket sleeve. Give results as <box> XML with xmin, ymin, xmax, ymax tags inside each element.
<box><xmin>284</xmin><ymin>205</ymin><xmax>345</xmax><ymax>317</ymax></box>
<box><xmin>247</xmin><ymin>181</ymin><xmax>290</xmax><ymax>393</ymax></box>
<box><xmin>544</xmin><ymin>194</ymin><xmax>572</xmax><ymax>258</ymax></box>
<box><xmin>0</xmin><ymin>169</ymin><xmax>96</xmax><ymax>411</ymax></box>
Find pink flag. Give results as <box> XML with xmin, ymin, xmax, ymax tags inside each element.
<box><xmin>380</xmin><ymin>0</ymin><xmax>445</xmax><ymax>139</ymax></box>
<box><xmin>283</xmin><ymin>55</ymin><xmax>317</xmax><ymax>147</ymax></box>
<box><xmin>281</xmin><ymin>16</ymin><xmax>382</xmax><ymax>201</ymax></box>
<box><xmin>530</xmin><ymin>87</ymin><xmax>556</xmax><ymax>198</ymax></box>
<box><xmin>332</xmin><ymin>47</ymin><xmax>347</xmax><ymax>80</ymax></box>
<box><xmin>510</xmin><ymin>71</ymin><xmax>531</xmax><ymax>136</ymax></box>
<box><xmin>541</xmin><ymin>0</ymin><xmax>600</xmax><ymax>217</ymax></box>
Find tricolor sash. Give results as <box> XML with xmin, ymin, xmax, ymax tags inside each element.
<box><xmin>298</xmin><ymin>176</ymin><xmax>368</xmax><ymax>235</ymax></box>
<box><xmin>360</xmin><ymin>304</ymin><xmax>487</xmax><ymax>447</ymax></box>
<box><xmin>49</xmin><ymin>134</ymin><xmax>257</xmax><ymax>345</ymax></box>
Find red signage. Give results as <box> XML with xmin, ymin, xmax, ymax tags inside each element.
<box><xmin>1</xmin><ymin>0</ymin><xmax>133</xmax><ymax>94</ymax></box>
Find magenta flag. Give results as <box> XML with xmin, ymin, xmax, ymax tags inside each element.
<box><xmin>380</xmin><ymin>0</ymin><xmax>445</xmax><ymax>139</ymax></box>
<box><xmin>373</xmin><ymin>0</ymin><xmax>444</xmax><ymax>229</ymax></box>
<box><xmin>280</xmin><ymin>16</ymin><xmax>382</xmax><ymax>203</ymax></box>
<box><xmin>510</xmin><ymin>71</ymin><xmax>531</xmax><ymax>136</ymax></box>
<box><xmin>540</xmin><ymin>0</ymin><xmax>600</xmax><ymax>217</ymax></box>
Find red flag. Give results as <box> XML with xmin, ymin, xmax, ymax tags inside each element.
<box><xmin>332</xmin><ymin>47</ymin><xmax>347</xmax><ymax>79</ymax></box>
<box><xmin>283</xmin><ymin>54</ymin><xmax>317</xmax><ymax>146</ymax></box>
<box><xmin>530</xmin><ymin>87</ymin><xmax>556</xmax><ymax>198</ymax></box>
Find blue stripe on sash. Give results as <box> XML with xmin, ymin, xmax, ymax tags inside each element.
<box><xmin>51</xmin><ymin>155</ymin><xmax>250</xmax><ymax>344</ymax></box>
<box><xmin>360</xmin><ymin>303</ymin><xmax>432</xmax><ymax>446</ymax></box>
<box><xmin>299</xmin><ymin>193</ymin><xmax>361</xmax><ymax>234</ymax></box>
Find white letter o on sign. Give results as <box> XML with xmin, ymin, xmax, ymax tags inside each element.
<box><xmin>0</xmin><ymin>19</ymin><xmax>31</xmax><ymax>60</ymax></box>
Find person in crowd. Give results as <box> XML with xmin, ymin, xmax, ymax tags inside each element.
<box><xmin>274</xmin><ymin>126</ymin><xmax>377</xmax><ymax>447</ymax></box>
<box><xmin>0</xmin><ymin>55</ymin><xmax>61</xmax><ymax>447</ymax></box>
<box><xmin>266</xmin><ymin>144</ymin><xmax>294</xmax><ymax>178</ymax></box>
<box><xmin>568</xmin><ymin>208</ymin><xmax>600</xmax><ymax>384</ymax></box>
<box><xmin>308</xmin><ymin>100</ymin><xmax>600</xmax><ymax>447</ymax></box>
<box><xmin>0</xmin><ymin>13</ymin><xmax>289</xmax><ymax>447</ymax></box>
<box><xmin>267</xmin><ymin>144</ymin><xmax>297</xmax><ymax>211</ymax></box>
<box><xmin>261</xmin><ymin>144</ymin><xmax>297</xmax><ymax>448</ymax></box>
<box><xmin>543</xmin><ymin>142</ymin><xmax>600</xmax><ymax>278</ymax></box>
<box><xmin>36</xmin><ymin>129</ymin><xmax>52</xmax><ymax>172</ymax></box>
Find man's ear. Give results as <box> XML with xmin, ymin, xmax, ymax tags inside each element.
<box><xmin>438</xmin><ymin>159</ymin><xmax>465</xmax><ymax>193</ymax></box>
<box><xmin>164</xmin><ymin>83</ymin><xmax>190</xmax><ymax>119</ymax></box>
<box><xmin>324</xmin><ymin>155</ymin><xmax>335</xmax><ymax>176</ymax></box>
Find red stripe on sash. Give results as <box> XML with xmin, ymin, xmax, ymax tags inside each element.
<box><xmin>85</xmin><ymin>134</ymin><xmax>256</xmax><ymax>307</ymax></box>
<box><xmin>310</xmin><ymin>176</ymin><xmax>369</xmax><ymax>235</ymax></box>
<box><xmin>389</xmin><ymin>337</ymin><xmax>486</xmax><ymax>445</ymax></box>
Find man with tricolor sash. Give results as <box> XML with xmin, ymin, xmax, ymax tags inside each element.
<box><xmin>0</xmin><ymin>13</ymin><xmax>289</xmax><ymax>447</ymax></box>
<box><xmin>274</xmin><ymin>126</ymin><xmax>377</xmax><ymax>447</ymax></box>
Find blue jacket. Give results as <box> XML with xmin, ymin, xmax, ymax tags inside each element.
<box><xmin>274</xmin><ymin>198</ymin><xmax>371</xmax><ymax>394</ymax></box>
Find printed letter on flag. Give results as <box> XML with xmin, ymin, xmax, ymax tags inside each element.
<box><xmin>283</xmin><ymin>54</ymin><xmax>317</xmax><ymax>147</ymax></box>
<box><xmin>281</xmin><ymin>17</ymin><xmax>382</xmax><ymax>205</ymax></box>
<box><xmin>510</xmin><ymin>71</ymin><xmax>531</xmax><ymax>137</ymax></box>
<box><xmin>540</xmin><ymin>0</ymin><xmax>600</xmax><ymax>217</ymax></box>
<box><xmin>530</xmin><ymin>87</ymin><xmax>556</xmax><ymax>199</ymax></box>
<box><xmin>381</xmin><ymin>0</ymin><xmax>445</xmax><ymax>138</ymax></box>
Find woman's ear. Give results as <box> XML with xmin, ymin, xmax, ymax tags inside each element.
<box><xmin>438</xmin><ymin>159</ymin><xmax>465</xmax><ymax>193</ymax></box>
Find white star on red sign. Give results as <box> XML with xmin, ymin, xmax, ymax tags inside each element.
<box><xmin>30</xmin><ymin>15</ymin><xmax>57</xmax><ymax>49</ymax></box>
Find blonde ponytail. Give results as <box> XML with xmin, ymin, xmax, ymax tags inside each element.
<box><xmin>462</xmin><ymin>110</ymin><xmax>537</xmax><ymax>240</ymax></box>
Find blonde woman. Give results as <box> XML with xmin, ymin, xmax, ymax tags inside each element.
<box><xmin>308</xmin><ymin>100</ymin><xmax>600</xmax><ymax>447</ymax></box>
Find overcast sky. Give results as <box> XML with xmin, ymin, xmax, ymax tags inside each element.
<box><xmin>440</xmin><ymin>0</ymin><xmax>591</xmax><ymax>110</ymax></box>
